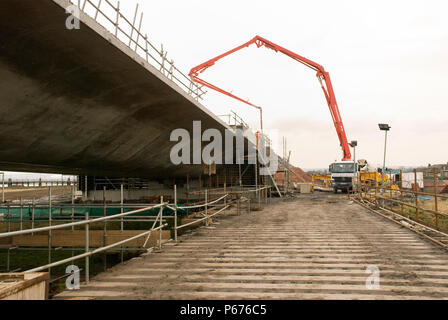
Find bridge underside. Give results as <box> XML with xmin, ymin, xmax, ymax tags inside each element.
<box><xmin>0</xmin><ymin>0</ymin><xmax>251</xmax><ymax>179</ymax></box>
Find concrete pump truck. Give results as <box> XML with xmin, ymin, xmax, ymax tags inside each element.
<box><xmin>189</xmin><ymin>36</ymin><xmax>354</xmax><ymax>193</ymax></box>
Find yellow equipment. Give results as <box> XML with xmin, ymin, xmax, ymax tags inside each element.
<box><xmin>312</xmin><ymin>175</ymin><xmax>332</xmax><ymax>189</ymax></box>
<box><xmin>359</xmin><ymin>172</ymin><xmax>388</xmax><ymax>185</ymax></box>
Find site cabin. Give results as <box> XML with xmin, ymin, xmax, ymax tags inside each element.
<box><xmin>329</xmin><ymin>161</ymin><xmax>357</xmax><ymax>193</ymax></box>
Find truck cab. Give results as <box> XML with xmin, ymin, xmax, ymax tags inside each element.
<box><xmin>329</xmin><ymin>161</ymin><xmax>358</xmax><ymax>193</ymax></box>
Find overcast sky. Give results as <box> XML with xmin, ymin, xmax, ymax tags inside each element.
<box><xmin>5</xmin><ymin>0</ymin><xmax>446</xmax><ymax>180</ymax></box>
<box><xmin>99</xmin><ymin>0</ymin><xmax>445</xmax><ymax>170</ymax></box>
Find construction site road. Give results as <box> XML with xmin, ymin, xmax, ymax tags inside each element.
<box><xmin>56</xmin><ymin>193</ymin><xmax>448</xmax><ymax>300</ymax></box>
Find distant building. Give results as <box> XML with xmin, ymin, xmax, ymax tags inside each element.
<box><xmin>401</xmin><ymin>172</ymin><xmax>424</xmax><ymax>190</ymax></box>
<box><xmin>423</xmin><ymin>163</ymin><xmax>448</xmax><ymax>178</ymax></box>
<box><xmin>417</xmin><ymin>162</ymin><xmax>448</xmax><ymax>193</ymax></box>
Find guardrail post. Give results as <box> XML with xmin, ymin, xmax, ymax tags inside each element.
<box><xmin>134</xmin><ymin>12</ymin><xmax>143</xmax><ymax>51</ymax></box>
<box><xmin>414</xmin><ymin>169</ymin><xmax>419</xmax><ymax>221</ymax></box>
<box><xmin>205</xmin><ymin>189</ymin><xmax>209</xmax><ymax>226</ymax></box>
<box><xmin>389</xmin><ymin>170</ymin><xmax>393</xmax><ymax>210</ymax></box>
<box><xmin>224</xmin><ymin>182</ymin><xmax>227</xmax><ymax>211</ymax></box>
<box><xmin>128</xmin><ymin>3</ymin><xmax>139</xmax><ymax>47</ymax></box>
<box><xmin>103</xmin><ymin>186</ymin><xmax>107</xmax><ymax>271</ymax></box>
<box><xmin>48</xmin><ymin>186</ymin><xmax>52</xmax><ymax>279</ymax></box>
<box><xmin>6</xmin><ymin>246</ymin><xmax>11</xmax><ymax>271</ymax></box>
<box><xmin>159</xmin><ymin>196</ymin><xmax>163</xmax><ymax>249</ymax></box>
<box><xmin>71</xmin><ymin>183</ymin><xmax>75</xmax><ymax>231</ymax></box>
<box><xmin>7</xmin><ymin>205</ymin><xmax>10</xmax><ymax>232</ymax></box>
<box><xmin>70</xmin><ymin>183</ymin><xmax>75</xmax><ymax>260</ymax></box>
<box><xmin>31</xmin><ymin>198</ymin><xmax>35</xmax><ymax>235</ymax></box>
<box><xmin>400</xmin><ymin>170</ymin><xmax>404</xmax><ymax>215</ymax></box>
<box><xmin>94</xmin><ymin>0</ymin><xmax>102</xmax><ymax>21</ymax></box>
<box><xmin>174</xmin><ymin>185</ymin><xmax>178</xmax><ymax>243</ymax></box>
<box><xmin>374</xmin><ymin>182</ymin><xmax>378</xmax><ymax>207</ymax></box>
<box><xmin>115</xmin><ymin>1</ymin><xmax>120</xmax><ymax>37</ymax></box>
<box><xmin>144</xmin><ymin>34</ymin><xmax>149</xmax><ymax>62</ymax></box>
<box><xmin>19</xmin><ymin>196</ymin><xmax>23</xmax><ymax>231</ymax></box>
<box><xmin>433</xmin><ymin>168</ymin><xmax>439</xmax><ymax>229</ymax></box>
<box><xmin>84</xmin><ymin>175</ymin><xmax>88</xmax><ymax>201</ymax></box>
<box><xmin>85</xmin><ymin>212</ymin><xmax>89</xmax><ymax>284</ymax></box>
<box><xmin>120</xmin><ymin>183</ymin><xmax>124</xmax><ymax>263</ymax></box>
<box><xmin>2</xmin><ymin>172</ymin><xmax>4</xmax><ymax>203</ymax></box>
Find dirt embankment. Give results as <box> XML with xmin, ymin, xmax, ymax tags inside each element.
<box><xmin>1</xmin><ymin>186</ymin><xmax>73</xmax><ymax>202</ymax></box>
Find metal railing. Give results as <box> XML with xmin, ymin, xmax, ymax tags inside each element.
<box><xmin>1</xmin><ymin>179</ymin><xmax>77</xmax><ymax>188</ymax></box>
<box><xmin>351</xmin><ymin>168</ymin><xmax>448</xmax><ymax>233</ymax></box>
<box><xmin>172</xmin><ymin>186</ymin><xmax>271</xmax><ymax>242</ymax></box>
<box><xmin>0</xmin><ymin>200</ymin><xmax>168</xmax><ymax>282</ymax></box>
<box><xmin>69</xmin><ymin>0</ymin><xmax>206</xmax><ymax>101</ymax></box>
<box><xmin>217</xmin><ymin>110</ymin><xmax>250</xmax><ymax>129</ymax></box>
<box><xmin>0</xmin><ymin>184</ymin><xmax>272</xmax><ymax>287</ymax></box>
<box><xmin>1</xmin><ymin>180</ymin><xmax>78</xmax><ymax>206</ymax></box>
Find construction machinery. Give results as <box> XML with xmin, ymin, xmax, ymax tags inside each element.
<box><xmin>329</xmin><ymin>161</ymin><xmax>358</xmax><ymax>193</ymax></box>
<box><xmin>189</xmin><ymin>35</ymin><xmax>352</xmax><ymax>162</ymax></box>
<box><xmin>312</xmin><ymin>174</ymin><xmax>332</xmax><ymax>189</ymax></box>
<box><xmin>360</xmin><ymin>172</ymin><xmax>389</xmax><ymax>185</ymax></box>
<box><xmin>329</xmin><ymin>159</ymin><xmax>389</xmax><ymax>193</ymax></box>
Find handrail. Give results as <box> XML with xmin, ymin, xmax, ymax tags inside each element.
<box><xmin>176</xmin><ymin>205</ymin><xmax>230</xmax><ymax>230</ymax></box>
<box><xmin>0</xmin><ymin>190</ymin><xmax>238</xmax><ymax>240</ymax></box>
<box><xmin>1</xmin><ymin>183</ymin><xmax>272</xmax><ymax>286</ymax></box>
<box><xmin>187</xmin><ymin>186</ymin><xmax>270</xmax><ymax>195</ymax></box>
<box><xmin>174</xmin><ymin>186</ymin><xmax>269</xmax><ymax>232</ymax></box>
<box><xmin>25</xmin><ymin>222</ymin><xmax>168</xmax><ymax>273</ymax></box>
<box><xmin>181</xmin><ymin>194</ymin><xmax>228</xmax><ymax>209</ymax></box>
<box><xmin>0</xmin><ymin>191</ymin><xmax>231</xmax><ymax>277</ymax></box>
<box><xmin>0</xmin><ymin>203</ymin><xmax>165</xmax><ymax>238</ymax></box>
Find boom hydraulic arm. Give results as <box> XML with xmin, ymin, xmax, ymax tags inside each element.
<box><xmin>189</xmin><ymin>35</ymin><xmax>351</xmax><ymax>161</ymax></box>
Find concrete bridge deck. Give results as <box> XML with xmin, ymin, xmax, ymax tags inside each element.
<box><xmin>0</xmin><ymin>0</ymin><xmax>254</xmax><ymax>179</ymax></box>
<box><xmin>56</xmin><ymin>194</ymin><xmax>448</xmax><ymax>300</ymax></box>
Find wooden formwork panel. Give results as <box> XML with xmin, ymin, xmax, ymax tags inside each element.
<box><xmin>0</xmin><ymin>273</ymin><xmax>49</xmax><ymax>300</ymax></box>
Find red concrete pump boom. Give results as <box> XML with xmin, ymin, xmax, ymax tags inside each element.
<box><xmin>189</xmin><ymin>35</ymin><xmax>352</xmax><ymax>161</ymax></box>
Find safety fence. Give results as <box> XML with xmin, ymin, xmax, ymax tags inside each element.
<box><xmin>217</xmin><ymin>110</ymin><xmax>250</xmax><ymax>129</ymax></box>
<box><xmin>0</xmin><ymin>185</ymin><xmax>271</xmax><ymax>290</ymax></box>
<box><xmin>351</xmin><ymin>169</ymin><xmax>448</xmax><ymax>233</ymax></box>
<box><xmin>68</xmin><ymin>0</ymin><xmax>206</xmax><ymax>101</ymax></box>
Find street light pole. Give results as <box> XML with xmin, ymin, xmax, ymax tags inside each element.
<box><xmin>382</xmin><ymin>130</ymin><xmax>388</xmax><ymax>179</ymax></box>
<box><xmin>378</xmin><ymin>124</ymin><xmax>391</xmax><ymax>183</ymax></box>
<box><xmin>349</xmin><ymin>141</ymin><xmax>357</xmax><ymax>192</ymax></box>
